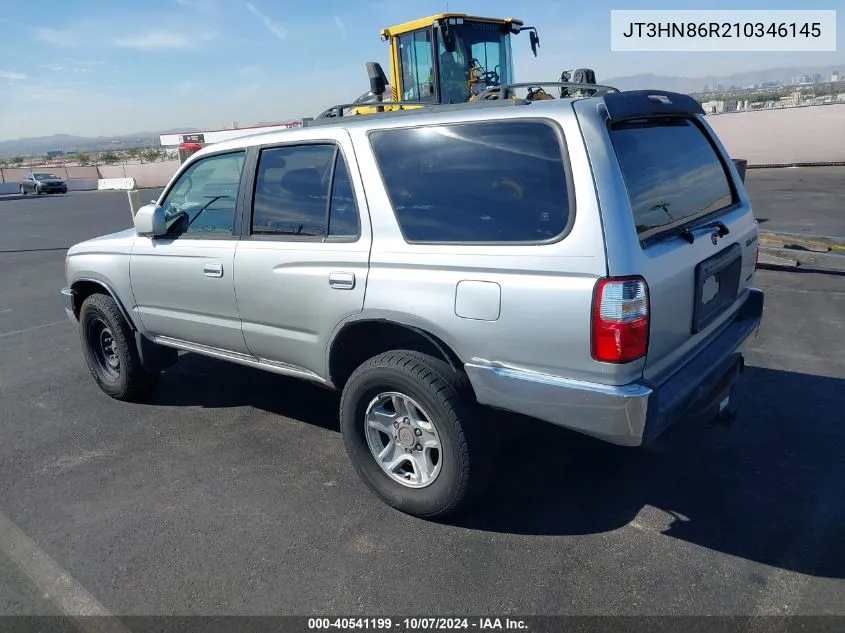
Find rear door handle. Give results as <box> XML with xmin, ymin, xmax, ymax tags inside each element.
<box><xmin>203</xmin><ymin>263</ymin><xmax>223</xmax><ymax>278</ymax></box>
<box><xmin>329</xmin><ymin>271</ymin><xmax>355</xmax><ymax>290</ymax></box>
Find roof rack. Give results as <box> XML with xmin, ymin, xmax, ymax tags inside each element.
<box><xmin>314</xmin><ymin>100</ymin><xmax>436</xmax><ymax>120</ymax></box>
<box><xmin>308</xmin><ymin>96</ymin><xmax>533</xmax><ymax>126</ymax></box>
<box><xmin>477</xmin><ymin>82</ymin><xmax>620</xmax><ymax>100</ymax></box>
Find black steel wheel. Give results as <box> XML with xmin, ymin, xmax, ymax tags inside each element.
<box><xmin>78</xmin><ymin>293</ymin><xmax>159</xmax><ymax>401</ymax></box>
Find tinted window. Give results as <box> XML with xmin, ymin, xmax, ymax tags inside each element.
<box><xmin>160</xmin><ymin>151</ymin><xmax>245</xmax><ymax>236</ymax></box>
<box><xmin>609</xmin><ymin>118</ymin><xmax>735</xmax><ymax>241</ymax></box>
<box><xmin>328</xmin><ymin>152</ymin><xmax>360</xmax><ymax>237</ymax></box>
<box><xmin>370</xmin><ymin>120</ymin><xmax>570</xmax><ymax>243</ymax></box>
<box><xmin>252</xmin><ymin>145</ymin><xmax>335</xmax><ymax>237</ymax></box>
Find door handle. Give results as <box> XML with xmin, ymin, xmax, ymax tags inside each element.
<box><xmin>203</xmin><ymin>262</ymin><xmax>223</xmax><ymax>278</ymax></box>
<box><xmin>329</xmin><ymin>271</ymin><xmax>355</xmax><ymax>290</ymax></box>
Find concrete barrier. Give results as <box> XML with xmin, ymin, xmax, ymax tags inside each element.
<box><xmin>99</xmin><ymin>161</ymin><xmax>179</xmax><ymax>189</ymax></box>
<box><xmin>98</xmin><ymin>178</ymin><xmax>136</xmax><ymax>191</ymax></box>
<box><xmin>706</xmin><ymin>104</ymin><xmax>845</xmax><ymax>166</ymax></box>
<box><xmin>68</xmin><ymin>179</ymin><xmax>99</xmax><ymax>191</ymax></box>
<box><xmin>0</xmin><ymin>179</ymin><xmax>98</xmax><ymax>194</ymax></box>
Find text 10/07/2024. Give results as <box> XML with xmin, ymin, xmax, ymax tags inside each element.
<box><xmin>308</xmin><ymin>618</ymin><xmax>529</xmax><ymax>630</ymax></box>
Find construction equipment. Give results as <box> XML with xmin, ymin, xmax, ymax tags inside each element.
<box><xmin>320</xmin><ymin>13</ymin><xmax>612</xmax><ymax>118</ymax></box>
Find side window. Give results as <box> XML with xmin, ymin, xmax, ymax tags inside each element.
<box><xmin>369</xmin><ymin>120</ymin><xmax>571</xmax><ymax>243</ymax></box>
<box><xmin>252</xmin><ymin>144</ymin><xmax>335</xmax><ymax>237</ymax></box>
<box><xmin>160</xmin><ymin>151</ymin><xmax>245</xmax><ymax>237</ymax></box>
<box><xmin>328</xmin><ymin>152</ymin><xmax>360</xmax><ymax>237</ymax></box>
<box><xmin>398</xmin><ymin>29</ymin><xmax>435</xmax><ymax>102</ymax></box>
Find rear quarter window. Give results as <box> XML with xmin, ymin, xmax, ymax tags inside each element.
<box><xmin>609</xmin><ymin>117</ymin><xmax>736</xmax><ymax>242</ymax></box>
<box><xmin>368</xmin><ymin>119</ymin><xmax>572</xmax><ymax>243</ymax></box>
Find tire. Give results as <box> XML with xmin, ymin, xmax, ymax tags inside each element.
<box><xmin>339</xmin><ymin>349</ymin><xmax>496</xmax><ymax>519</ymax></box>
<box><xmin>35</xmin><ymin>185</ymin><xmax>42</xmax><ymax>195</ymax></box>
<box><xmin>78</xmin><ymin>293</ymin><xmax>159</xmax><ymax>401</ymax></box>
<box><xmin>19</xmin><ymin>185</ymin><xmax>27</xmax><ymax>195</ymax></box>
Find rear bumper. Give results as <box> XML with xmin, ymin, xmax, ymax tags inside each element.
<box><xmin>464</xmin><ymin>286</ymin><xmax>764</xmax><ymax>446</ymax></box>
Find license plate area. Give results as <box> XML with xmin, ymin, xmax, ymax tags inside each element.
<box><xmin>692</xmin><ymin>242</ymin><xmax>742</xmax><ymax>334</ymax></box>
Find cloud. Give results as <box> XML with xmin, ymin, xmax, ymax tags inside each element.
<box><xmin>176</xmin><ymin>80</ymin><xmax>201</xmax><ymax>93</ymax></box>
<box><xmin>0</xmin><ymin>71</ymin><xmax>27</xmax><ymax>81</ymax></box>
<box><xmin>43</xmin><ymin>60</ymin><xmax>105</xmax><ymax>73</ymax></box>
<box><xmin>176</xmin><ymin>0</ymin><xmax>217</xmax><ymax>9</ymax></box>
<box><xmin>237</xmin><ymin>65</ymin><xmax>263</xmax><ymax>77</ymax></box>
<box><xmin>334</xmin><ymin>15</ymin><xmax>347</xmax><ymax>39</ymax></box>
<box><xmin>115</xmin><ymin>29</ymin><xmax>217</xmax><ymax>50</ymax></box>
<box><xmin>245</xmin><ymin>2</ymin><xmax>286</xmax><ymax>41</ymax></box>
<box><xmin>35</xmin><ymin>27</ymin><xmax>81</xmax><ymax>47</ymax></box>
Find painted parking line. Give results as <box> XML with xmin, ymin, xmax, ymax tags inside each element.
<box><xmin>0</xmin><ymin>320</ymin><xmax>67</xmax><ymax>339</ymax></box>
<box><xmin>0</xmin><ymin>511</ymin><xmax>131</xmax><ymax>633</ymax></box>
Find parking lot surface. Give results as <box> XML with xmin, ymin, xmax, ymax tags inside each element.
<box><xmin>744</xmin><ymin>167</ymin><xmax>845</xmax><ymax>239</ymax></box>
<box><xmin>0</xmin><ymin>187</ymin><xmax>843</xmax><ymax>617</ymax></box>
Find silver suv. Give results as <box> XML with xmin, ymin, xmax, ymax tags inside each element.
<box><xmin>62</xmin><ymin>89</ymin><xmax>764</xmax><ymax>518</ymax></box>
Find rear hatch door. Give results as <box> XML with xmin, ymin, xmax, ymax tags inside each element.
<box><xmin>602</xmin><ymin>94</ymin><xmax>758</xmax><ymax>382</ymax></box>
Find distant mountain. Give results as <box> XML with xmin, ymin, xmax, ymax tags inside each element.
<box><xmin>602</xmin><ymin>64</ymin><xmax>843</xmax><ymax>94</ymax></box>
<box><xmin>0</xmin><ymin>128</ymin><xmax>203</xmax><ymax>158</ymax></box>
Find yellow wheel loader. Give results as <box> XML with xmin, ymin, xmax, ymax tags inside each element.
<box><xmin>316</xmin><ymin>13</ymin><xmax>616</xmax><ymax>119</ymax></box>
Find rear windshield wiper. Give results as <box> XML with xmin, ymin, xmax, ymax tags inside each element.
<box><xmin>678</xmin><ymin>220</ymin><xmax>730</xmax><ymax>244</ymax></box>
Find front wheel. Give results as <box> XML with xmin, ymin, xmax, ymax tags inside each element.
<box><xmin>339</xmin><ymin>350</ymin><xmax>496</xmax><ymax>519</ymax></box>
<box><xmin>19</xmin><ymin>185</ymin><xmax>27</xmax><ymax>195</ymax></box>
<box><xmin>35</xmin><ymin>185</ymin><xmax>42</xmax><ymax>195</ymax></box>
<box><xmin>78</xmin><ymin>293</ymin><xmax>159</xmax><ymax>401</ymax></box>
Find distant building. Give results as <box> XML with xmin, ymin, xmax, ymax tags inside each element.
<box><xmin>45</xmin><ymin>150</ymin><xmax>64</xmax><ymax>158</ymax></box>
<box><xmin>700</xmin><ymin>99</ymin><xmax>740</xmax><ymax>114</ymax></box>
<box><xmin>832</xmin><ymin>71</ymin><xmax>841</xmax><ymax>82</ymax></box>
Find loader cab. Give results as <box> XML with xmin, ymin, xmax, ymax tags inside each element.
<box><xmin>381</xmin><ymin>14</ymin><xmax>538</xmax><ymax>105</ymax></box>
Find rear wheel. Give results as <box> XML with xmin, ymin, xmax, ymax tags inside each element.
<box><xmin>78</xmin><ymin>293</ymin><xmax>159</xmax><ymax>401</ymax></box>
<box><xmin>339</xmin><ymin>350</ymin><xmax>496</xmax><ymax>519</ymax></box>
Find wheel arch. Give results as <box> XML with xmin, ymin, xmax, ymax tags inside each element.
<box><xmin>70</xmin><ymin>278</ymin><xmax>138</xmax><ymax>331</ymax></box>
<box><xmin>327</xmin><ymin>315</ymin><xmax>466</xmax><ymax>392</ymax></box>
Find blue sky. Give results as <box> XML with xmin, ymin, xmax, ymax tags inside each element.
<box><xmin>0</xmin><ymin>0</ymin><xmax>842</xmax><ymax>139</ymax></box>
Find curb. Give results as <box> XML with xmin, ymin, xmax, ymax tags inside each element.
<box><xmin>758</xmin><ymin>246</ymin><xmax>845</xmax><ymax>272</ymax></box>
<box><xmin>758</xmin><ymin>231</ymin><xmax>845</xmax><ymax>252</ymax></box>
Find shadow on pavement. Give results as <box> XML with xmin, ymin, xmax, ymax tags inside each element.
<box><xmin>150</xmin><ymin>356</ymin><xmax>845</xmax><ymax>579</ymax></box>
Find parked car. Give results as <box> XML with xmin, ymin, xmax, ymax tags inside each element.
<box><xmin>61</xmin><ymin>89</ymin><xmax>764</xmax><ymax>519</ymax></box>
<box><xmin>20</xmin><ymin>172</ymin><xmax>67</xmax><ymax>195</ymax></box>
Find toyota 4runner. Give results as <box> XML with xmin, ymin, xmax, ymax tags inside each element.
<box><xmin>62</xmin><ymin>89</ymin><xmax>764</xmax><ymax>518</ymax></box>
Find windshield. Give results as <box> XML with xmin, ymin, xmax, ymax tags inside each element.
<box><xmin>437</xmin><ymin>21</ymin><xmax>514</xmax><ymax>103</ymax></box>
<box><xmin>33</xmin><ymin>173</ymin><xmax>60</xmax><ymax>179</ymax></box>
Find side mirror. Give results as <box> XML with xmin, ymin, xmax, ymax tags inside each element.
<box><xmin>530</xmin><ymin>31</ymin><xmax>540</xmax><ymax>57</ymax></box>
<box><xmin>134</xmin><ymin>203</ymin><xmax>166</xmax><ymax>237</ymax></box>
<box><xmin>366</xmin><ymin>61</ymin><xmax>388</xmax><ymax>97</ymax></box>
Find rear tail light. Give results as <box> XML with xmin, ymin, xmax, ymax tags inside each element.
<box><xmin>591</xmin><ymin>276</ymin><xmax>650</xmax><ymax>364</ymax></box>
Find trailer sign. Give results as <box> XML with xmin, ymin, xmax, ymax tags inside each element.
<box><xmin>181</xmin><ymin>133</ymin><xmax>205</xmax><ymax>143</ymax></box>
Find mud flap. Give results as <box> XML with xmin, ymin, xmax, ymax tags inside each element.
<box><xmin>135</xmin><ymin>332</ymin><xmax>178</xmax><ymax>372</ymax></box>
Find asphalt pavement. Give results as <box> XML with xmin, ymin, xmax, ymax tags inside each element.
<box><xmin>0</xmin><ymin>186</ymin><xmax>843</xmax><ymax>619</ymax></box>
<box><xmin>744</xmin><ymin>166</ymin><xmax>845</xmax><ymax>239</ymax></box>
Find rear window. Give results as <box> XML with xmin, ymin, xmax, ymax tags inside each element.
<box><xmin>609</xmin><ymin>118</ymin><xmax>735</xmax><ymax>242</ymax></box>
<box><xmin>369</xmin><ymin>120</ymin><xmax>571</xmax><ymax>243</ymax></box>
